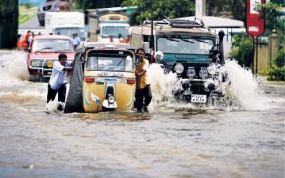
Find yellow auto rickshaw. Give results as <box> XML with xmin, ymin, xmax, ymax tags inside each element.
<box><xmin>64</xmin><ymin>42</ymin><xmax>137</xmax><ymax>113</ymax></box>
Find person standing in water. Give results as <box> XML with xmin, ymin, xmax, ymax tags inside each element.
<box><xmin>135</xmin><ymin>48</ymin><xmax>152</xmax><ymax>112</ymax></box>
<box><xmin>47</xmin><ymin>53</ymin><xmax>73</xmax><ymax>111</ymax></box>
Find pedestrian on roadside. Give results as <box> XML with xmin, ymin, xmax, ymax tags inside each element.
<box><xmin>135</xmin><ymin>48</ymin><xmax>152</xmax><ymax>112</ymax></box>
<box><xmin>28</xmin><ymin>32</ymin><xmax>35</xmax><ymax>47</ymax></box>
<box><xmin>72</xmin><ymin>33</ymin><xmax>81</xmax><ymax>49</ymax></box>
<box><xmin>24</xmin><ymin>30</ymin><xmax>31</xmax><ymax>47</ymax></box>
<box><xmin>47</xmin><ymin>53</ymin><xmax>73</xmax><ymax>111</ymax></box>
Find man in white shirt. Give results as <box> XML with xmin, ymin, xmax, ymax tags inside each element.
<box><xmin>72</xmin><ymin>33</ymin><xmax>81</xmax><ymax>49</ymax></box>
<box><xmin>47</xmin><ymin>53</ymin><xmax>73</xmax><ymax>111</ymax></box>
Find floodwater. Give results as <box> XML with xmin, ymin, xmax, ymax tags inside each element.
<box><xmin>0</xmin><ymin>51</ymin><xmax>284</xmax><ymax>178</ymax></box>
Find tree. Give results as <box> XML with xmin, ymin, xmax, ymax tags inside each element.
<box><xmin>273</xmin><ymin>47</ymin><xmax>285</xmax><ymax>67</ymax></box>
<box><xmin>231</xmin><ymin>34</ymin><xmax>254</xmax><ymax>68</ymax></box>
<box><xmin>122</xmin><ymin>0</ymin><xmax>195</xmax><ymax>25</ymax></box>
<box><xmin>75</xmin><ymin>0</ymin><xmax>124</xmax><ymax>10</ymax></box>
<box><xmin>207</xmin><ymin>0</ymin><xmax>245</xmax><ymax>21</ymax></box>
<box><xmin>255</xmin><ymin>2</ymin><xmax>285</xmax><ymax>40</ymax></box>
<box><xmin>0</xmin><ymin>0</ymin><xmax>18</xmax><ymax>49</ymax></box>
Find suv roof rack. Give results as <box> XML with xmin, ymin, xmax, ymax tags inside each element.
<box><xmin>142</xmin><ymin>17</ymin><xmax>206</xmax><ymax>29</ymax></box>
<box><xmin>142</xmin><ymin>20</ymin><xmax>170</xmax><ymax>26</ymax></box>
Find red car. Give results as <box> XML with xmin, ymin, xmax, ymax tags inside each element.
<box><xmin>17</xmin><ymin>32</ymin><xmax>31</xmax><ymax>50</ymax></box>
<box><xmin>27</xmin><ymin>35</ymin><xmax>75</xmax><ymax>82</ymax></box>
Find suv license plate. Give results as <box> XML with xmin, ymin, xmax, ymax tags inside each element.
<box><xmin>191</xmin><ymin>94</ymin><xmax>207</xmax><ymax>103</ymax></box>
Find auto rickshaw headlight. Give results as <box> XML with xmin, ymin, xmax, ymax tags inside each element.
<box><xmin>47</xmin><ymin>61</ymin><xmax>53</xmax><ymax>68</ymax></box>
<box><xmin>108</xmin><ymin>95</ymin><xmax>115</xmax><ymax>104</ymax></box>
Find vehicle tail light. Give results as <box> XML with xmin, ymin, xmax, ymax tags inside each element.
<box><xmin>127</xmin><ymin>79</ymin><xmax>136</xmax><ymax>84</ymax></box>
<box><xmin>85</xmin><ymin>77</ymin><xmax>94</xmax><ymax>83</ymax></box>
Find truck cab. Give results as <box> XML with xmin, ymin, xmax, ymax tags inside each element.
<box><xmin>88</xmin><ymin>12</ymin><xmax>130</xmax><ymax>42</ymax></box>
<box><xmin>130</xmin><ymin>18</ymin><xmax>229</xmax><ymax>104</ymax></box>
<box><xmin>45</xmin><ymin>12</ymin><xmax>86</xmax><ymax>41</ymax></box>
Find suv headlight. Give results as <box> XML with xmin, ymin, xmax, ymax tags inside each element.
<box><xmin>30</xmin><ymin>60</ymin><xmax>42</xmax><ymax>67</ymax></box>
<box><xmin>207</xmin><ymin>65</ymin><xmax>216</xmax><ymax>75</ymax></box>
<box><xmin>174</xmin><ymin>63</ymin><xmax>184</xmax><ymax>74</ymax></box>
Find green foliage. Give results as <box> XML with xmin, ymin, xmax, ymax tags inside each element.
<box><xmin>207</xmin><ymin>0</ymin><xmax>246</xmax><ymax>22</ymax></box>
<box><xmin>19</xmin><ymin>13</ymin><xmax>36</xmax><ymax>25</ymax></box>
<box><xmin>231</xmin><ymin>35</ymin><xmax>254</xmax><ymax>67</ymax></box>
<box><xmin>24</xmin><ymin>2</ymin><xmax>33</xmax><ymax>9</ymax></box>
<box><xmin>266</xmin><ymin>65</ymin><xmax>285</xmax><ymax>80</ymax></box>
<box><xmin>272</xmin><ymin>48</ymin><xmax>285</xmax><ymax>67</ymax></box>
<box><xmin>123</xmin><ymin>0</ymin><xmax>195</xmax><ymax>25</ymax></box>
<box><xmin>75</xmin><ymin>0</ymin><xmax>123</xmax><ymax>10</ymax></box>
<box><xmin>255</xmin><ymin>2</ymin><xmax>285</xmax><ymax>41</ymax></box>
<box><xmin>76</xmin><ymin>0</ymin><xmax>195</xmax><ymax>25</ymax></box>
<box><xmin>76</xmin><ymin>0</ymin><xmax>248</xmax><ymax>25</ymax></box>
<box><xmin>262</xmin><ymin>48</ymin><xmax>285</xmax><ymax>81</ymax></box>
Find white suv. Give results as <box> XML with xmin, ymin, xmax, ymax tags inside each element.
<box><xmin>37</xmin><ymin>0</ymin><xmax>60</xmax><ymax>26</ymax></box>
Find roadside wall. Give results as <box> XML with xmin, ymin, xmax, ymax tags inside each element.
<box><xmin>254</xmin><ymin>31</ymin><xmax>281</xmax><ymax>73</ymax></box>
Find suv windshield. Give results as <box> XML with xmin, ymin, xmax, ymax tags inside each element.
<box><xmin>157</xmin><ymin>36</ymin><xmax>214</xmax><ymax>55</ymax></box>
<box><xmin>86</xmin><ymin>55</ymin><xmax>134</xmax><ymax>72</ymax></box>
<box><xmin>32</xmin><ymin>39</ymin><xmax>74</xmax><ymax>52</ymax></box>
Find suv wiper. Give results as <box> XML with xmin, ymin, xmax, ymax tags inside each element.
<box><xmin>180</xmin><ymin>38</ymin><xmax>194</xmax><ymax>43</ymax></box>
<box><xmin>194</xmin><ymin>37</ymin><xmax>209</xmax><ymax>43</ymax></box>
<box><xmin>34</xmin><ymin>47</ymin><xmax>52</xmax><ymax>52</ymax></box>
<box><xmin>166</xmin><ymin>38</ymin><xmax>180</xmax><ymax>42</ymax></box>
<box><xmin>54</xmin><ymin>49</ymin><xmax>72</xmax><ymax>52</ymax></box>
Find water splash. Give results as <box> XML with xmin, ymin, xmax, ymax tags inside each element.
<box><xmin>224</xmin><ymin>60</ymin><xmax>271</xmax><ymax>110</ymax></box>
<box><xmin>0</xmin><ymin>50</ymin><xmax>29</xmax><ymax>81</ymax></box>
<box><xmin>0</xmin><ymin>51</ymin><xmax>46</xmax><ymax>99</ymax></box>
<box><xmin>0</xmin><ymin>51</ymin><xmax>277</xmax><ymax>111</ymax></box>
<box><xmin>148</xmin><ymin>64</ymin><xmax>177</xmax><ymax>104</ymax></box>
<box><xmin>147</xmin><ymin>61</ymin><xmax>274</xmax><ymax>111</ymax></box>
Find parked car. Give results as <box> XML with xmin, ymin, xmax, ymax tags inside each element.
<box><xmin>37</xmin><ymin>0</ymin><xmax>72</xmax><ymax>26</ymax></box>
<box><xmin>26</xmin><ymin>35</ymin><xmax>75</xmax><ymax>82</ymax></box>
<box><xmin>64</xmin><ymin>42</ymin><xmax>137</xmax><ymax>113</ymax></box>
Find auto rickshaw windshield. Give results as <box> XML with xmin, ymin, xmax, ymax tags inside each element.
<box><xmin>86</xmin><ymin>54</ymin><xmax>134</xmax><ymax>72</ymax></box>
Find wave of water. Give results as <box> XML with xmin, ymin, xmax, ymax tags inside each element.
<box><xmin>224</xmin><ymin>60</ymin><xmax>273</xmax><ymax>110</ymax></box>
<box><xmin>147</xmin><ymin>60</ymin><xmax>274</xmax><ymax>111</ymax></box>
<box><xmin>0</xmin><ymin>51</ymin><xmax>276</xmax><ymax>111</ymax></box>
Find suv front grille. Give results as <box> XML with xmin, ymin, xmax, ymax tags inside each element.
<box><xmin>43</xmin><ymin>5</ymin><xmax>52</xmax><ymax>11</ymax></box>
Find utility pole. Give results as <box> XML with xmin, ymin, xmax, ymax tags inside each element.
<box><xmin>195</xmin><ymin>0</ymin><xmax>206</xmax><ymax>17</ymax></box>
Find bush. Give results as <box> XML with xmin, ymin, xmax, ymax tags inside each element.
<box><xmin>273</xmin><ymin>48</ymin><xmax>285</xmax><ymax>67</ymax></box>
<box><xmin>267</xmin><ymin>66</ymin><xmax>285</xmax><ymax>80</ymax></box>
<box><xmin>231</xmin><ymin>35</ymin><xmax>253</xmax><ymax>67</ymax></box>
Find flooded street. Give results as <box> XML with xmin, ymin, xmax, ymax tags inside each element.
<box><xmin>0</xmin><ymin>51</ymin><xmax>284</xmax><ymax>178</ymax></box>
